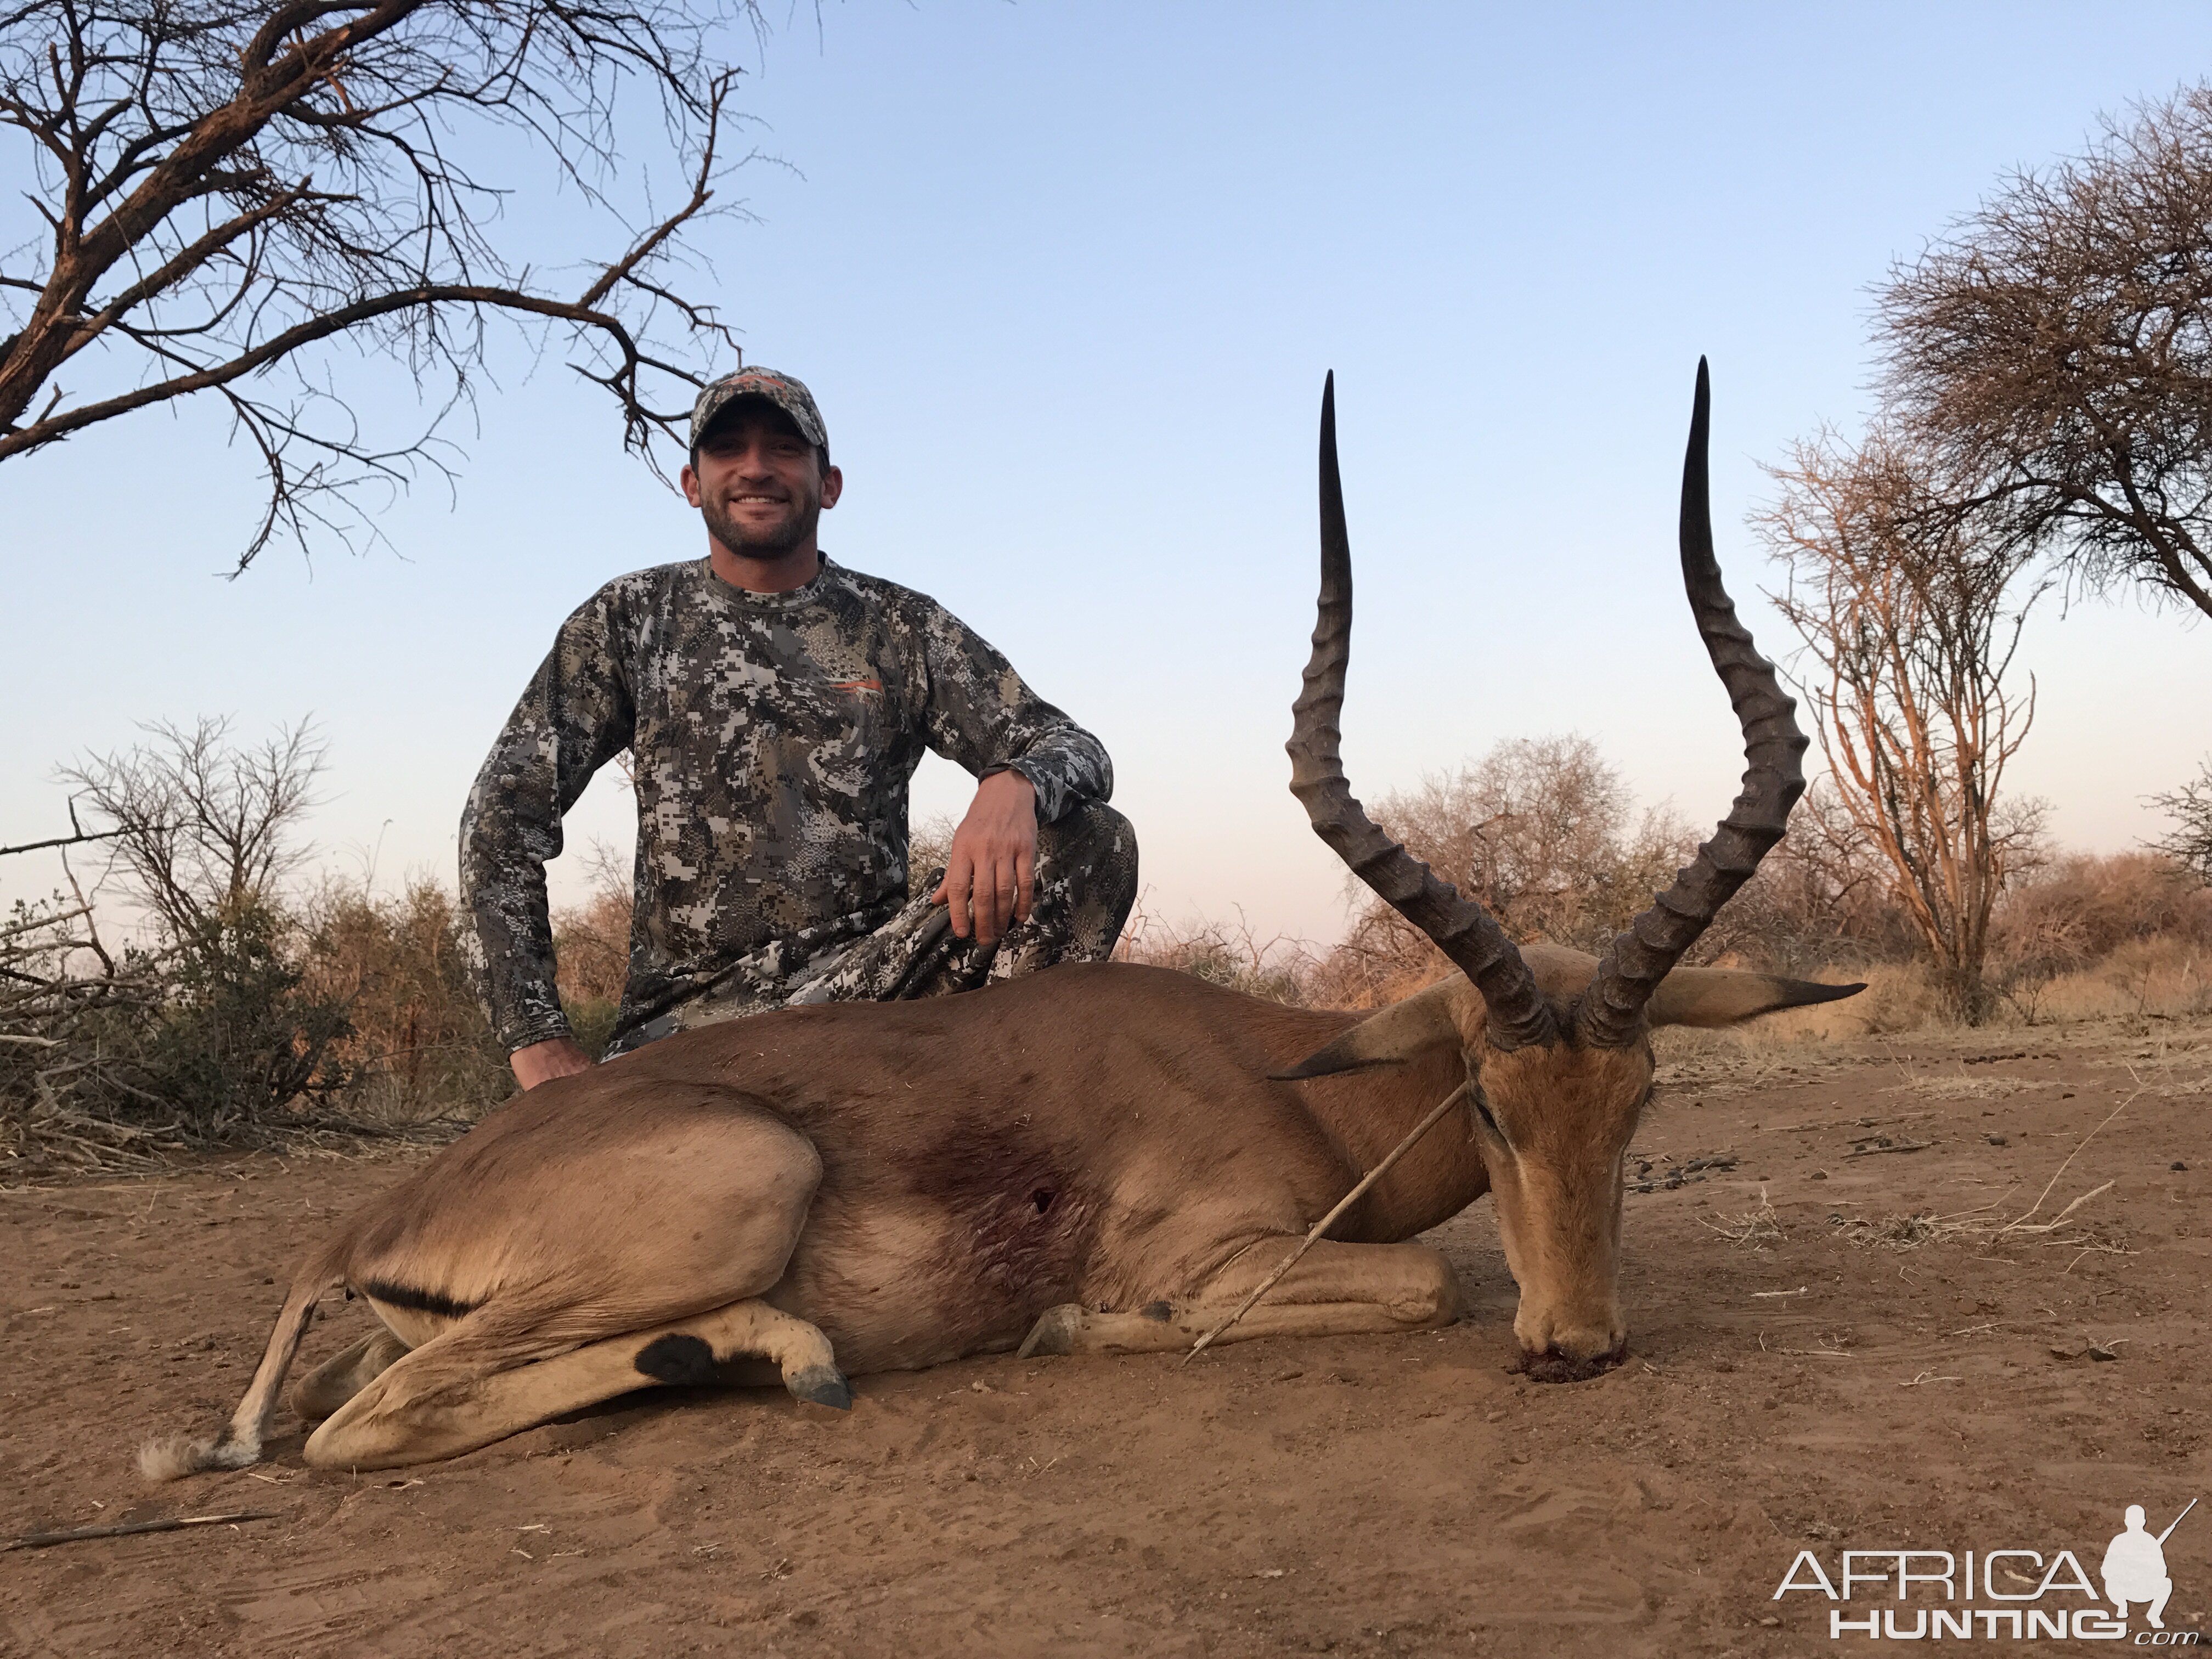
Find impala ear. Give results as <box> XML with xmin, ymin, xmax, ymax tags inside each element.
<box><xmin>1644</xmin><ymin>967</ymin><xmax>1865</xmax><ymax>1029</ymax></box>
<box><xmin>1272</xmin><ymin>977</ymin><xmax>1477</xmax><ymax>1080</ymax></box>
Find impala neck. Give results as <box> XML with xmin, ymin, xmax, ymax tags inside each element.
<box><xmin>1296</xmin><ymin>1037</ymin><xmax>1489</xmax><ymax>1242</ymax></box>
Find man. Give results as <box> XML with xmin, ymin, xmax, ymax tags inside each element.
<box><xmin>461</xmin><ymin>366</ymin><xmax>1137</xmax><ymax>1088</ymax></box>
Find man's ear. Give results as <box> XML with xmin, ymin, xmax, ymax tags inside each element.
<box><xmin>820</xmin><ymin>463</ymin><xmax>844</xmax><ymax>510</ymax></box>
<box><xmin>1644</xmin><ymin>968</ymin><xmax>1865</xmax><ymax>1029</ymax></box>
<box><xmin>680</xmin><ymin>460</ymin><xmax>703</xmax><ymax>508</ymax></box>
<box><xmin>1273</xmin><ymin>977</ymin><xmax>1477</xmax><ymax>1080</ymax></box>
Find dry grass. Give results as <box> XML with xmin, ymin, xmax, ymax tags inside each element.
<box><xmin>1651</xmin><ymin>938</ymin><xmax>2210</xmax><ymax>1070</ymax></box>
<box><xmin>1880</xmin><ymin>1069</ymin><xmax>2035</xmax><ymax>1101</ymax></box>
<box><xmin>1828</xmin><ymin>1187</ymin><xmax>2127</xmax><ymax>1259</ymax></box>
<box><xmin>1829</xmin><ymin>1082</ymin><xmax>2143</xmax><ymax>1258</ymax></box>
<box><xmin>2006</xmin><ymin>936</ymin><xmax>2210</xmax><ymax>1025</ymax></box>
<box><xmin>1702</xmin><ymin>1185</ymin><xmax>1783</xmax><ymax>1249</ymax></box>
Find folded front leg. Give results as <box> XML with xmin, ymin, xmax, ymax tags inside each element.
<box><xmin>1018</xmin><ymin>1238</ymin><xmax>1459</xmax><ymax>1358</ymax></box>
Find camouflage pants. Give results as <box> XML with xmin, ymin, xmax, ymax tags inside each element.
<box><xmin>610</xmin><ymin>800</ymin><xmax>1139</xmax><ymax>1054</ymax></box>
<box><xmin>787</xmin><ymin>799</ymin><xmax>1139</xmax><ymax>1005</ymax></box>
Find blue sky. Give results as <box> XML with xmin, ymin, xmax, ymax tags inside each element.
<box><xmin>6</xmin><ymin>2</ymin><xmax>2210</xmax><ymax>943</ymax></box>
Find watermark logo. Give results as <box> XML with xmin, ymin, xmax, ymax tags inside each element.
<box><xmin>1773</xmin><ymin>1498</ymin><xmax>2199</xmax><ymax>1643</ymax></box>
<box><xmin>2107</xmin><ymin>1502</ymin><xmax>2188</xmax><ymax>1630</ymax></box>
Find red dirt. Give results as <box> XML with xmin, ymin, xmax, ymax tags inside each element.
<box><xmin>3</xmin><ymin>1016</ymin><xmax>2207</xmax><ymax>1657</ymax></box>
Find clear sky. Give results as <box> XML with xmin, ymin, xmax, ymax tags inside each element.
<box><xmin>6</xmin><ymin>2</ymin><xmax>2210</xmax><ymax>945</ymax></box>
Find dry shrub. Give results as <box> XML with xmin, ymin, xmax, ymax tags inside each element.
<box><xmin>1115</xmin><ymin>902</ymin><xmax>1316</xmax><ymax>1007</ymax></box>
<box><xmin>1310</xmin><ymin>736</ymin><xmax>1694</xmax><ymax>1008</ymax></box>
<box><xmin>1690</xmin><ymin>782</ymin><xmax>1909</xmax><ymax>975</ymax></box>
<box><xmin>549</xmin><ymin>842</ymin><xmax>635</xmax><ymax>1058</ymax></box>
<box><xmin>302</xmin><ymin>878</ymin><xmax>510</xmax><ymax>1123</ymax></box>
<box><xmin>1992</xmin><ymin>851</ymin><xmax>2212</xmax><ymax>981</ymax></box>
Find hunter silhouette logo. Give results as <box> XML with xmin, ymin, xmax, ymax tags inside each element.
<box><xmin>1772</xmin><ymin>1496</ymin><xmax>2200</xmax><ymax>1641</ymax></box>
<box><xmin>2106</xmin><ymin>1500</ymin><xmax>2194</xmax><ymax>1631</ymax></box>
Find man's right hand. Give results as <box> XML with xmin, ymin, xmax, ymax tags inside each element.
<box><xmin>511</xmin><ymin>1036</ymin><xmax>594</xmax><ymax>1091</ymax></box>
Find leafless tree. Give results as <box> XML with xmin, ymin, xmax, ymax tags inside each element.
<box><xmin>2148</xmin><ymin>756</ymin><xmax>2212</xmax><ymax>882</ymax></box>
<box><xmin>1</xmin><ymin>0</ymin><xmax>759</xmax><ymax>569</ymax></box>
<box><xmin>58</xmin><ymin>714</ymin><xmax>324</xmax><ymax>940</ymax></box>
<box><xmin>1758</xmin><ymin>427</ymin><xmax>2050</xmax><ymax>1022</ymax></box>
<box><xmin>1878</xmin><ymin>82</ymin><xmax>2212</xmax><ymax>622</ymax></box>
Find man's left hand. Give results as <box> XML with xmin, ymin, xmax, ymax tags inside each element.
<box><xmin>933</xmin><ymin>770</ymin><xmax>1038</xmax><ymax>945</ymax></box>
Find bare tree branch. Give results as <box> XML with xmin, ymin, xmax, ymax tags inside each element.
<box><xmin>1</xmin><ymin>0</ymin><xmax>763</xmax><ymax>569</ymax></box>
<box><xmin>0</xmin><ymin>826</ymin><xmax>128</xmax><ymax>857</ymax></box>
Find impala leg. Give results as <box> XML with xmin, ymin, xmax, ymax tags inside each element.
<box><xmin>289</xmin><ymin>1327</ymin><xmax>412</xmax><ymax>1422</ymax></box>
<box><xmin>1018</xmin><ymin>1238</ymin><xmax>1460</xmax><ymax>1358</ymax></box>
<box><xmin>302</xmin><ymin>1299</ymin><xmax>847</xmax><ymax>1471</ymax></box>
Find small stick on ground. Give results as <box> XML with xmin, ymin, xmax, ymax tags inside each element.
<box><xmin>2000</xmin><ymin>1079</ymin><xmax>2143</xmax><ymax>1236</ymax></box>
<box><xmin>3</xmin><ymin>1510</ymin><xmax>279</xmax><ymax>1551</ymax></box>
<box><xmin>1182</xmin><ymin>1082</ymin><xmax>1468</xmax><ymax>1366</ymax></box>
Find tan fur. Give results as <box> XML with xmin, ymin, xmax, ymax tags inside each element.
<box><xmin>141</xmin><ymin>955</ymin><xmax>1854</xmax><ymax>1475</ymax></box>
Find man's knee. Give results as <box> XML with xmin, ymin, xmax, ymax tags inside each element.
<box><xmin>1033</xmin><ymin>799</ymin><xmax>1138</xmax><ymax>954</ymax></box>
<box><xmin>1037</xmin><ymin>801</ymin><xmax>1136</xmax><ymax>882</ymax></box>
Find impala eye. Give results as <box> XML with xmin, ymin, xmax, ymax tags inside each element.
<box><xmin>1471</xmin><ymin>1088</ymin><xmax>1504</xmax><ymax>1140</ymax></box>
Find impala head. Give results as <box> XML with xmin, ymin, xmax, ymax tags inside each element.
<box><xmin>1280</xmin><ymin>363</ymin><xmax>1863</xmax><ymax>1381</ymax></box>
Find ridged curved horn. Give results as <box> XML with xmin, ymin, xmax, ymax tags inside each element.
<box><xmin>1287</xmin><ymin>374</ymin><xmax>1556</xmax><ymax>1051</ymax></box>
<box><xmin>1576</xmin><ymin>360</ymin><xmax>1810</xmax><ymax>1048</ymax></box>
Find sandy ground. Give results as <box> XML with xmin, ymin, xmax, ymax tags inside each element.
<box><xmin>2</xmin><ymin>1014</ymin><xmax>2208</xmax><ymax>1657</ymax></box>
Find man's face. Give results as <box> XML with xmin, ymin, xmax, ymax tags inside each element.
<box><xmin>680</xmin><ymin>403</ymin><xmax>843</xmax><ymax>558</ymax></box>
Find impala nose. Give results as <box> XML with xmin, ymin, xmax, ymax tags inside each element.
<box><xmin>1513</xmin><ymin>1301</ymin><xmax>1627</xmax><ymax>1376</ymax></box>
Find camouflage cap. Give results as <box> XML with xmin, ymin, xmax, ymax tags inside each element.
<box><xmin>689</xmin><ymin>366</ymin><xmax>828</xmax><ymax>454</ymax></box>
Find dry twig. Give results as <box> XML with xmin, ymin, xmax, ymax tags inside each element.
<box><xmin>1182</xmin><ymin>1083</ymin><xmax>1468</xmax><ymax>1364</ymax></box>
<box><xmin>3</xmin><ymin>1510</ymin><xmax>278</xmax><ymax>1551</ymax></box>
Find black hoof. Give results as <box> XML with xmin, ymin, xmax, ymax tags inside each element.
<box><xmin>788</xmin><ymin>1364</ymin><xmax>854</xmax><ymax>1410</ymax></box>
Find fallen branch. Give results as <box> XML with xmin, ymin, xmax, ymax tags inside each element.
<box><xmin>1999</xmin><ymin>1082</ymin><xmax>2142</xmax><ymax>1236</ymax></box>
<box><xmin>2</xmin><ymin>1510</ymin><xmax>279</xmax><ymax>1551</ymax></box>
<box><xmin>1181</xmin><ymin>1082</ymin><xmax>1468</xmax><ymax>1365</ymax></box>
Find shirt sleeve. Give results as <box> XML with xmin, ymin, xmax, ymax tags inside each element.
<box><xmin>913</xmin><ymin>599</ymin><xmax>1112</xmax><ymax>824</ymax></box>
<box><xmin>459</xmin><ymin>588</ymin><xmax>637</xmax><ymax>1052</ymax></box>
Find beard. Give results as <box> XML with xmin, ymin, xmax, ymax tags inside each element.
<box><xmin>701</xmin><ymin>490</ymin><xmax>818</xmax><ymax>560</ymax></box>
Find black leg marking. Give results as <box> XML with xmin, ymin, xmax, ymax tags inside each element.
<box><xmin>360</xmin><ymin>1278</ymin><xmax>481</xmax><ymax>1321</ymax></box>
<box><xmin>634</xmin><ymin>1333</ymin><xmax>718</xmax><ymax>1386</ymax></box>
<box><xmin>1140</xmin><ymin>1300</ymin><xmax>1173</xmax><ymax>1322</ymax></box>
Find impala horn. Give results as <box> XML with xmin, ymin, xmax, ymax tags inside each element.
<box><xmin>1575</xmin><ymin>360</ymin><xmax>1810</xmax><ymax>1048</ymax></box>
<box><xmin>1286</xmin><ymin>374</ymin><xmax>1555</xmax><ymax>1052</ymax></box>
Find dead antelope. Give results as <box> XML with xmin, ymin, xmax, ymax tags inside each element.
<box><xmin>143</xmin><ymin>362</ymin><xmax>1858</xmax><ymax>1477</ymax></box>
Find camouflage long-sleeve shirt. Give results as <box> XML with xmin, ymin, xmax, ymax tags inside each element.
<box><xmin>460</xmin><ymin>556</ymin><xmax>1113</xmax><ymax>1056</ymax></box>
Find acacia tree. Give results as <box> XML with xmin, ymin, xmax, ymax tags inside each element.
<box><xmin>1758</xmin><ymin>428</ymin><xmax>2049</xmax><ymax>1023</ymax></box>
<box><xmin>1879</xmin><ymin>83</ymin><xmax>2212</xmax><ymax>622</ymax></box>
<box><xmin>1</xmin><ymin>0</ymin><xmax>756</xmax><ymax>568</ymax></box>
